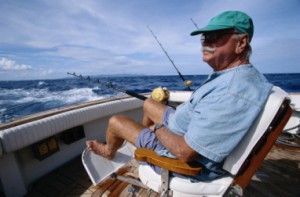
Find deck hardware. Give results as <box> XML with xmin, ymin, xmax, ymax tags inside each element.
<box><xmin>32</xmin><ymin>136</ymin><xmax>59</xmax><ymax>160</ymax></box>
<box><xmin>127</xmin><ymin>186</ymin><xmax>136</xmax><ymax>193</ymax></box>
<box><xmin>111</xmin><ymin>173</ymin><xmax>149</xmax><ymax>189</ymax></box>
<box><xmin>227</xmin><ymin>184</ymin><xmax>243</xmax><ymax>197</ymax></box>
<box><xmin>61</xmin><ymin>125</ymin><xmax>85</xmax><ymax>144</ymax></box>
<box><xmin>159</xmin><ymin>169</ymin><xmax>172</xmax><ymax>197</ymax></box>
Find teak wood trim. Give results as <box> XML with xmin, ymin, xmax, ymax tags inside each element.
<box><xmin>134</xmin><ymin>148</ymin><xmax>202</xmax><ymax>176</ymax></box>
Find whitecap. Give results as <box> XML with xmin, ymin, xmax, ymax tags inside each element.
<box><xmin>38</xmin><ymin>81</ymin><xmax>47</xmax><ymax>86</ymax></box>
<box><xmin>13</xmin><ymin>87</ymin><xmax>106</xmax><ymax>106</ymax></box>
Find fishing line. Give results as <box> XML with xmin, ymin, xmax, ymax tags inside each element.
<box><xmin>147</xmin><ymin>26</ymin><xmax>192</xmax><ymax>91</ymax></box>
<box><xmin>67</xmin><ymin>72</ymin><xmax>148</xmax><ymax>101</ymax></box>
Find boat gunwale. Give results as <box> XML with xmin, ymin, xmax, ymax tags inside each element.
<box><xmin>0</xmin><ymin>94</ymin><xmax>147</xmax><ymax>130</ymax></box>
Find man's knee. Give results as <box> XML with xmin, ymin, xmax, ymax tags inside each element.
<box><xmin>108</xmin><ymin>114</ymin><xmax>126</xmax><ymax>126</ymax></box>
<box><xmin>144</xmin><ymin>98</ymin><xmax>160</xmax><ymax>114</ymax></box>
<box><xmin>143</xmin><ymin>98</ymin><xmax>166</xmax><ymax>122</ymax></box>
<box><xmin>143</xmin><ymin>98</ymin><xmax>152</xmax><ymax>111</ymax></box>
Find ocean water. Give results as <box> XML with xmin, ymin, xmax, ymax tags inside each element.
<box><xmin>0</xmin><ymin>74</ymin><xmax>299</xmax><ymax>124</ymax></box>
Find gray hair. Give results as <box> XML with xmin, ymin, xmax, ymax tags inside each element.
<box><xmin>234</xmin><ymin>34</ymin><xmax>252</xmax><ymax>61</ymax></box>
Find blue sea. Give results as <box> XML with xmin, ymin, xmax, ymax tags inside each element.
<box><xmin>0</xmin><ymin>74</ymin><xmax>299</xmax><ymax>124</ymax></box>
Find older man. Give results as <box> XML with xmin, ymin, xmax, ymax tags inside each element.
<box><xmin>86</xmin><ymin>11</ymin><xmax>273</xmax><ymax>181</ymax></box>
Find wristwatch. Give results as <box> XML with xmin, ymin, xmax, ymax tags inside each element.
<box><xmin>154</xmin><ymin>123</ymin><xmax>164</xmax><ymax>132</ymax></box>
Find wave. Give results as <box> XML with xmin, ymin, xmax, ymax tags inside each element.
<box><xmin>18</xmin><ymin>88</ymin><xmax>105</xmax><ymax>104</ymax></box>
<box><xmin>1</xmin><ymin>74</ymin><xmax>299</xmax><ymax>124</ymax></box>
<box><xmin>0</xmin><ymin>87</ymin><xmax>110</xmax><ymax>124</ymax></box>
<box><xmin>38</xmin><ymin>81</ymin><xmax>47</xmax><ymax>86</ymax></box>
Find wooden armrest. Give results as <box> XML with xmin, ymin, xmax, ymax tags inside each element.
<box><xmin>134</xmin><ymin>148</ymin><xmax>202</xmax><ymax>176</ymax></box>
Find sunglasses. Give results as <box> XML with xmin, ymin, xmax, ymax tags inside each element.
<box><xmin>201</xmin><ymin>32</ymin><xmax>241</xmax><ymax>43</ymax></box>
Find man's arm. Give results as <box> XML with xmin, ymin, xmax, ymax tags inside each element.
<box><xmin>155</xmin><ymin>126</ymin><xmax>199</xmax><ymax>162</ymax></box>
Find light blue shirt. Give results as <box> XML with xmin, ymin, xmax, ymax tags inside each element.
<box><xmin>157</xmin><ymin>64</ymin><xmax>273</xmax><ymax>181</ymax></box>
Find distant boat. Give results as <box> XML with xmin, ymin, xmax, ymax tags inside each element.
<box><xmin>0</xmin><ymin>90</ymin><xmax>299</xmax><ymax>196</ymax></box>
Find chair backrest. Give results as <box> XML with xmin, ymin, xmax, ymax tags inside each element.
<box><xmin>222</xmin><ymin>86</ymin><xmax>292</xmax><ymax>188</ymax></box>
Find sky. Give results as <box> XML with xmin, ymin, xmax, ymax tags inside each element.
<box><xmin>0</xmin><ymin>0</ymin><xmax>300</xmax><ymax>81</ymax></box>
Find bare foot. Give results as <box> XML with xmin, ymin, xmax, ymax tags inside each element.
<box><xmin>86</xmin><ymin>140</ymin><xmax>115</xmax><ymax>160</ymax></box>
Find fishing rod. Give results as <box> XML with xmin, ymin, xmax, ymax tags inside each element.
<box><xmin>190</xmin><ymin>18</ymin><xmax>199</xmax><ymax>29</ymax></box>
<box><xmin>67</xmin><ymin>72</ymin><xmax>148</xmax><ymax>101</ymax></box>
<box><xmin>147</xmin><ymin>26</ymin><xmax>192</xmax><ymax>91</ymax></box>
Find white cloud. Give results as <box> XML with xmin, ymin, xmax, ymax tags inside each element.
<box><xmin>40</xmin><ymin>69</ymin><xmax>53</xmax><ymax>76</ymax></box>
<box><xmin>0</xmin><ymin>58</ymin><xmax>32</xmax><ymax>71</ymax></box>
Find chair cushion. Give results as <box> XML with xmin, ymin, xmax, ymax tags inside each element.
<box><xmin>139</xmin><ymin>165</ymin><xmax>233</xmax><ymax>196</ymax></box>
<box><xmin>223</xmin><ymin>86</ymin><xmax>287</xmax><ymax>175</ymax></box>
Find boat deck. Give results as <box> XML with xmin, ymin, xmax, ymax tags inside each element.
<box><xmin>25</xmin><ymin>145</ymin><xmax>300</xmax><ymax>197</ymax></box>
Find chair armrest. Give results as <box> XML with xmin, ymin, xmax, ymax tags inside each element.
<box><xmin>134</xmin><ymin>148</ymin><xmax>202</xmax><ymax>176</ymax></box>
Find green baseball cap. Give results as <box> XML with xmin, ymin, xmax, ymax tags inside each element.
<box><xmin>191</xmin><ymin>11</ymin><xmax>254</xmax><ymax>42</ymax></box>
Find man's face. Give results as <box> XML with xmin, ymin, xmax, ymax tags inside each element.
<box><xmin>201</xmin><ymin>29</ymin><xmax>240</xmax><ymax>71</ymax></box>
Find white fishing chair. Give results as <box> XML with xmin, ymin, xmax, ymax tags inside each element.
<box><xmin>134</xmin><ymin>86</ymin><xmax>292</xmax><ymax>196</ymax></box>
<box><xmin>82</xmin><ymin>86</ymin><xmax>291</xmax><ymax>197</ymax></box>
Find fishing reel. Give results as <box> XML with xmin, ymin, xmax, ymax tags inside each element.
<box><xmin>184</xmin><ymin>80</ymin><xmax>192</xmax><ymax>89</ymax></box>
<box><xmin>151</xmin><ymin>87</ymin><xmax>170</xmax><ymax>103</ymax></box>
